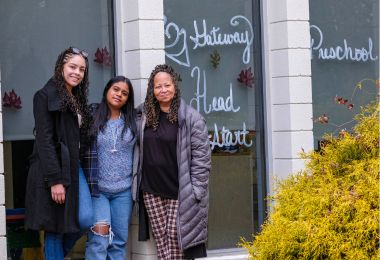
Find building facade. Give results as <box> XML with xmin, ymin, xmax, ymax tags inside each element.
<box><xmin>0</xmin><ymin>0</ymin><xmax>378</xmax><ymax>258</ymax></box>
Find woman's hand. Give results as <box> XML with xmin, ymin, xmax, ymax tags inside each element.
<box><xmin>51</xmin><ymin>184</ymin><xmax>66</xmax><ymax>204</ymax></box>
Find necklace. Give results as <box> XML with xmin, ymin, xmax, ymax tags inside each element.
<box><xmin>110</xmin><ymin>112</ymin><xmax>122</xmax><ymax>153</ymax></box>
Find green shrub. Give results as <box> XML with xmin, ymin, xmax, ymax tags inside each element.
<box><xmin>240</xmin><ymin>103</ymin><xmax>379</xmax><ymax>259</ymax></box>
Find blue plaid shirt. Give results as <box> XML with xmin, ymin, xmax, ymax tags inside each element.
<box><xmin>81</xmin><ymin>103</ymin><xmax>101</xmax><ymax>196</ymax></box>
<box><xmin>81</xmin><ymin>139</ymin><xmax>100</xmax><ymax>197</ymax></box>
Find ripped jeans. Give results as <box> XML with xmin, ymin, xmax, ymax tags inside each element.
<box><xmin>85</xmin><ymin>188</ymin><xmax>133</xmax><ymax>260</ymax></box>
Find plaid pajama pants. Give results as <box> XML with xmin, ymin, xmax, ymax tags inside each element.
<box><xmin>143</xmin><ymin>192</ymin><xmax>184</xmax><ymax>260</ymax></box>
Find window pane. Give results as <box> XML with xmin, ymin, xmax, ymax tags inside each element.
<box><xmin>0</xmin><ymin>0</ymin><xmax>114</xmax><ymax>140</ymax></box>
<box><xmin>310</xmin><ymin>0</ymin><xmax>379</xmax><ymax>148</ymax></box>
<box><xmin>164</xmin><ymin>0</ymin><xmax>260</xmax><ymax>249</ymax></box>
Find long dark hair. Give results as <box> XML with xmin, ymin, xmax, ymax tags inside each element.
<box><xmin>91</xmin><ymin>76</ymin><xmax>137</xmax><ymax>140</ymax></box>
<box><xmin>144</xmin><ymin>64</ymin><xmax>181</xmax><ymax>130</ymax></box>
<box><xmin>53</xmin><ymin>47</ymin><xmax>91</xmax><ymax>131</ymax></box>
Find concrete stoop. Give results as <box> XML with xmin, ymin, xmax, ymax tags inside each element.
<box><xmin>67</xmin><ymin>245</ymin><xmax>249</xmax><ymax>260</ymax></box>
<box><xmin>201</xmin><ymin>248</ymin><xmax>249</xmax><ymax>260</ymax></box>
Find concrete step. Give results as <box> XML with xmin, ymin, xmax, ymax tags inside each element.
<box><xmin>200</xmin><ymin>248</ymin><xmax>249</xmax><ymax>260</ymax></box>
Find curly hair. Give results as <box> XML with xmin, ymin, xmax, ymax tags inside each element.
<box><xmin>52</xmin><ymin>47</ymin><xmax>91</xmax><ymax>132</ymax></box>
<box><xmin>144</xmin><ymin>64</ymin><xmax>181</xmax><ymax>130</ymax></box>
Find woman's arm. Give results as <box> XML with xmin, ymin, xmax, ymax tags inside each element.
<box><xmin>33</xmin><ymin>90</ymin><xmax>65</xmax><ymax>187</ymax></box>
<box><xmin>190</xmin><ymin>116</ymin><xmax>211</xmax><ymax>201</ymax></box>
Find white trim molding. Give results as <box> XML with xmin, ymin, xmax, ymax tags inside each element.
<box><xmin>261</xmin><ymin>0</ymin><xmax>314</xmax><ymax>196</ymax></box>
<box><xmin>0</xmin><ymin>66</ymin><xmax>7</xmax><ymax>258</ymax></box>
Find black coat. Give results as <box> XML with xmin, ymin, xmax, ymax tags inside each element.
<box><xmin>25</xmin><ymin>78</ymin><xmax>81</xmax><ymax>233</ymax></box>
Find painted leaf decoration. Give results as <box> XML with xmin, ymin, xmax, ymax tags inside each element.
<box><xmin>175</xmin><ymin>73</ymin><xmax>182</xmax><ymax>82</ymax></box>
<box><xmin>94</xmin><ymin>48</ymin><xmax>103</xmax><ymax>63</ymax></box>
<box><xmin>210</xmin><ymin>50</ymin><xmax>221</xmax><ymax>69</ymax></box>
<box><xmin>94</xmin><ymin>46</ymin><xmax>112</xmax><ymax>66</ymax></box>
<box><xmin>2</xmin><ymin>89</ymin><xmax>22</xmax><ymax>109</ymax></box>
<box><xmin>334</xmin><ymin>96</ymin><xmax>348</xmax><ymax>105</ymax></box>
<box><xmin>3</xmin><ymin>92</ymin><xmax>11</xmax><ymax>107</ymax></box>
<box><xmin>314</xmin><ymin>113</ymin><xmax>329</xmax><ymax>124</ymax></box>
<box><xmin>237</xmin><ymin>67</ymin><xmax>254</xmax><ymax>88</ymax></box>
<box><xmin>339</xmin><ymin>129</ymin><xmax>348</xmax><ymax>137</ymax></box>
<box><xmin>335</xmin><ymin>95</ymin><xmax>354</xmax><ymax>110</ymax></box>
<box><xmin>319</xmin><ymin>114</ymin><xmax>329</xmax><ymax>124</ymax></box>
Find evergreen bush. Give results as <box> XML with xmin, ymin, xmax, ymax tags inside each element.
<box><xmin>240</xmin><ymin>103</ymin><xmax>379</xmax><ymax>259</ymax></box>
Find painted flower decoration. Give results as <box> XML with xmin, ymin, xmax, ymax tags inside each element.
<box><xmin>334</xmin><ymin>95</ymin><xmax>354</xmax><ymax>110</ymax></box>
<box><xmin>3</xmin><ymin>89</ymin><xmax>22</xmax><ymax>109</ymax></box>
<box><xmin>338</xmin><ymin>129</ymin><xmax>348</xmax><ymax>137</ymax></box>
<box><xmin>237</xmin><ymin>67</ymin><xmax>254</xmax><ymax>88</ymax></box>
<box><xmin>334</xmin><ymin>95</ymin><xmax>348</xmax><ymax>105</ymax></box>
<box><xmin>94</xmin><ymin>46</ymin><xmax>112</xmax><ymax>66</ymax></box>
<box><xmin>314</xmin><ymin>113</ymin><xmax>329</xmax><ymax>124</ymax></box>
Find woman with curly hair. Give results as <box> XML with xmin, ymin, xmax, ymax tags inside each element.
<box><xmin>135</xmin><ymin>64</ymin><xmax>212</xmax><ymax>259</ymax></box>
<box><xmin>25</xmin><ymin>47</ymin><xmax>92</xmax><ymax>259</ymax></box>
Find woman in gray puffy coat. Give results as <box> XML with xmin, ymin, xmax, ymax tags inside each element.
<box><xmin>135</xmin><ymin>64</ymin><xmax>211</xmax><ymax>259</ymax></box>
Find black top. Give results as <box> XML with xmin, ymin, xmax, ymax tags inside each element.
<box><xmin>141</xmin><ymin>111</ymin><xmax>179</xmax><ymax>199</ymax></box>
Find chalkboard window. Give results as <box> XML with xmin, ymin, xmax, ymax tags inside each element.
<box><xmin>310</xmin><ymin>0</ymin><xmax>379</xmax><ymax>148</ymax></box>
<box><xmin>0</xmin><ymin>0</ymin><xmax>115</xmax><ymax>140</ymax></box>
<box><xmin>164</xmin><ymin>0</ymin><xmax>263</xmax><ymax>249</ymax></box>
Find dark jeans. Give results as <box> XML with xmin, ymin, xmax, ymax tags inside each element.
<box><xmin>44</xmin><ymin>232</ymin><xmax>82</xmax><ymax>260</ymax></box>
<box><xmin>44</xmin><ymin>168</ymin><xmax>93</xmax><ymax>259</ymax></box>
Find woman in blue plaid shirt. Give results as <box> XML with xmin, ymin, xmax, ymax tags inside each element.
<box><xmin>81</xmin><ymin>76</ymin><xmax>137</xmax><ymax>259</ymax></box>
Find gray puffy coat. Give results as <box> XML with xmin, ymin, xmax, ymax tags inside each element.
<box><xmin>134</xmin><ymin>99</ymin><xmax>211</xmax><ymax>250</ymax></box>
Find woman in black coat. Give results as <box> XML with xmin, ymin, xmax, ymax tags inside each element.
<box><xmin>25</xmin><ymin>47</ymin><xmax>92</xmax><ymax>259</ymax></box>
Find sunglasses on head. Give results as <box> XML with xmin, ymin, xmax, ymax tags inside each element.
<box><xmin>70</xmin><ymin>47</ymin><xmax>88</xmax><ymax>58</ymax></box>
